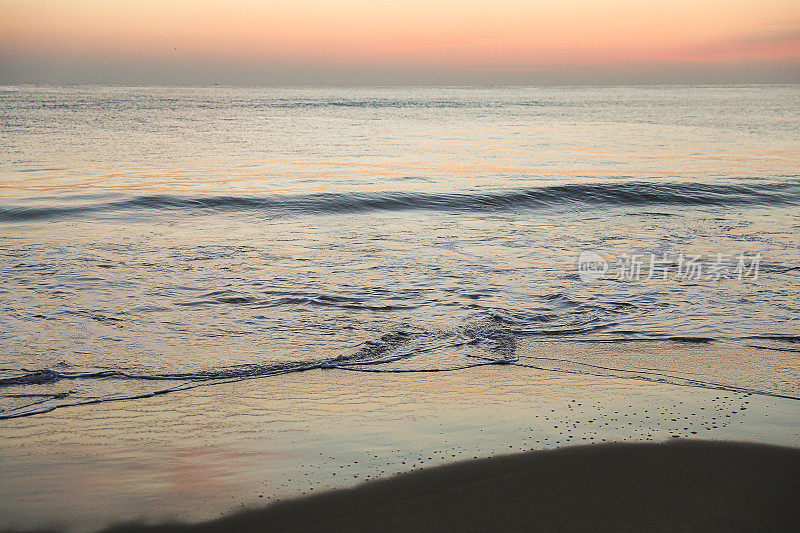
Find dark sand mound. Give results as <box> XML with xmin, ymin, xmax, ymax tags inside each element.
<box><xmin>105</xmin><ymin>440</ymin><xmax>800</xmax><ymax>532</ymax></box>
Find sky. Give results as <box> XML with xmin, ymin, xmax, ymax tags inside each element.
<box><xmin>1</xmin><ymin>0</ymin><xmax>799</xmax><ymax>85</ymax></box>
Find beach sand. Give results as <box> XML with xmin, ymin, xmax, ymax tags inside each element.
<box><xmin>2</xmin><ymin>341</ymin><xmax>799</xmax><ymax>531</ymax></box>
<box><xmin>102</xmin><ymin>440</ymin><xmax>800</xmax><ymax>532</ymax></box>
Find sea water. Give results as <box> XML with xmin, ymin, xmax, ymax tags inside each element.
<box><xmin>1</xmin><ymin>85</ymin><xmax>799</xmax><ymax>418</ymax></box>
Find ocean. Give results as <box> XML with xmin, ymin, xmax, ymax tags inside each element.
<box><xmin>1</xmin><ymin>85</ymin><xmax>799</xmax><ymax>419</ymax></box>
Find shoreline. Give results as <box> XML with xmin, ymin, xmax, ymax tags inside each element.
<box><xmin>0</xmin><ymin>343</ymin><xmax>800</xmax><ymax>532</ymax></box>
<box><xmin>102</xmin><ymin>440</ymin><xmax>800</xmax><ymax>532</ymax></box>
<box><xmin>2</xmin><ymin>342</ymin><xmax>799</xmax><ymax>531</ymax></box>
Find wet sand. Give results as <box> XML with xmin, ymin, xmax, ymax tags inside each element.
<box><xmin>103</xmin><ymin>440</ymin><xmax>800</xmax><ymax>532</ymax></box>
<box><xmin>2</xmin><ymin>342</ymin><xmax>799</xmax><ymax>531</ymax></box>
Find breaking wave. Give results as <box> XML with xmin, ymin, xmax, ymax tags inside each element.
<box><xmin>2</xmin><ymin>179</ymin><xmax>799</xmax><ymax>222</ymax></box>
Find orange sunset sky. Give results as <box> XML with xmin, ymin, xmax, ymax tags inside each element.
<box><xmin>1</xmin><ymin>0</ymin><xmax>799</xmax><ymax>84</ymax></box>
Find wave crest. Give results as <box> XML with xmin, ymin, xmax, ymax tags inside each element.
<box><xmin>2</xmin><ymin>180</ymin><xmax>799</xmax><ymax>222</ymax></box>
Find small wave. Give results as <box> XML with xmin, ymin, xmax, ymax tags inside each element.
<box><xmin>1</xmin><ymin>180</ymin><xmax>798</xmax><ymax>222</ymax></box>
<box><xmin>2</xmin><ymin>321</ymin><xmax>798</xmax><ymax>420</ymax></box>
<box><xmin>666</xmin><ymin>336</ymin><xmax>714</xmax><ymax>343</ymax></box>
<box><xmin>743</xmin><ymin>334</ymin><xmax>800</xmax><ymax>342</ymax></box>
